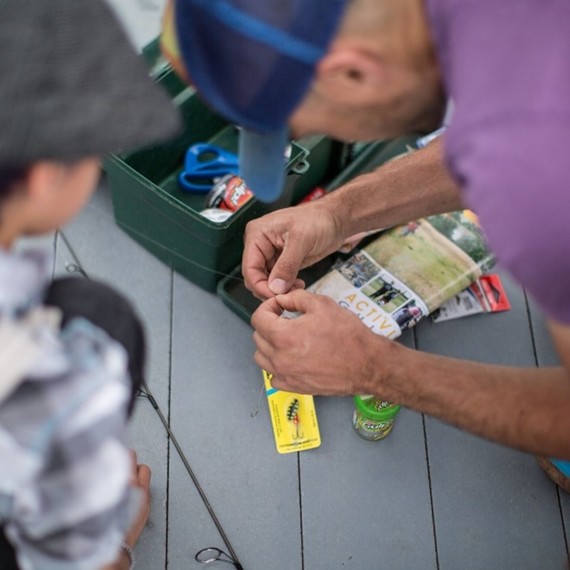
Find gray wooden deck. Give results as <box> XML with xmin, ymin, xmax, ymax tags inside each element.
<box><xmin>47</xmin><ymin>2</ymin><xmax>570</xmax><ymax>568</ymax></box>
<box><xmin>50</xmin><ymin>163</ymin><xmax>570</xmax><ymax>570</ymax></box>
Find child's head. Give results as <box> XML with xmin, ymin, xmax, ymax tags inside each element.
<box><xmin>0</xmin><ymin>159</ymin><xmax>102</xmax><ymax>245</ymax></box>
<box><xmin>0</xmin><ymin>0</ymin><xmax>181</xmax><ymax>246</ymax></box>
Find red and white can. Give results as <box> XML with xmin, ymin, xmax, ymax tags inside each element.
<box><xmin>206</xmin><ymin>174</ymin><xmax>253</xmax><ymax>212</ymax></box>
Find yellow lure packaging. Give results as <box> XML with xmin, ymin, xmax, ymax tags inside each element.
<box><xmin>262</xmin><ymin>370</ymin><xmax>321</xmax><ymax>454</ymax></box>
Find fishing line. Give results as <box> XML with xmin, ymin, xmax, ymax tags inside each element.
<box><xmin>101</xmin><ymin>178</ymin><xmax>251</xmax><ymax>282</ymax></box>
<box><xmin>60</xmin><ymin>223</ymin><xmax>262</xmax><ymax>421</ymax></box>
<box><xmin>114</xmin><ymin>219</ymin><xmax>247</xmax><ymax>282</ymax></box>
<box><xmin>56</xmin><ymin>229</ymin><xmax>245</xmax><ymax>569</ymax></box>
<box><xmin>249</xmin><ymin>382</ymin><xmax>265</xmax><ymax>418</ymax></box>
<box><xmin>136</xmin><ymin>384</ymin><xmax>243</xmax><ymax>569</ymax></box>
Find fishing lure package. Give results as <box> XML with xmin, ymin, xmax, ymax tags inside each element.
<box><xmin>262</xmin><ymin>370</ymin><xmax>321</xmax><ymax>454</ymax></box>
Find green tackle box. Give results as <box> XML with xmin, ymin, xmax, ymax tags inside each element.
<box><xmin>104</xmin><ymin>42</ymin><xmax>348</xmax><ymax>292</ymax></box>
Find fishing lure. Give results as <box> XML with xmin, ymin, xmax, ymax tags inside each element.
<box><xmin>286</xmin><ymin>398</ymin><xmax>303</xmax><ymax>440</ymax></box>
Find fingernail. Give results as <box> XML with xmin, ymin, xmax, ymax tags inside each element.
<box><xmin>269</xmin><ymin>279</ymin><xmax>289</xmax><ymax>294</ymax></box>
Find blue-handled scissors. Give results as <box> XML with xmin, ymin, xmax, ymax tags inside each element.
<box><xmin>178</xmin><ymin>143</ymin><xmax>239</xmax><ymax>193</ymax></box>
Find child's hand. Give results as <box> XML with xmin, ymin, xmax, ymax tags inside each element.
<box><xmin>102</xmin><ymin>450</ymin><xmax>152</xmax><ymax>569</ymax></box>
<box><xmin>123</xmin><ymin>450</ymin><xmax>152</xmax><ymax>549</ymax></box>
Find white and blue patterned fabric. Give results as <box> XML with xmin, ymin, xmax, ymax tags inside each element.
<box><xmin>0</xmin><ymin>248</ymin><xmax>137</xmax><ymax>570</ymax></box>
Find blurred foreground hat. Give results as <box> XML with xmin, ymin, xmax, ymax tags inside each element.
<box><xmin>0</xmin><ymin>0</ymin><xmax>181</xmax><ymax>169</ymax></box>
<box><xmin>161</xmin><ymin>0</ymin><xmax>348</xmax><ymax>202</ymax></box>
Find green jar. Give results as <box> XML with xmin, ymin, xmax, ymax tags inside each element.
<box><xmin>352</xmin><ymin>396</ymin><xmax>401</xmax><ymax>441</ymax></box>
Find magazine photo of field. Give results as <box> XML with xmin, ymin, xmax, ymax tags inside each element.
<box><xmin>361</xmin><ymin>276</ymin><xmax>409</xmax><ymax>312</ymax></box>
<box><xmin>364</xmin><ymin>212</ymin><xmax>494</xmax><ymax>312</ymax></box>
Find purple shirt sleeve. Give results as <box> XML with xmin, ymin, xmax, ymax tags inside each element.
<box><xmin>445</xmin><ymin>119</ymin><xmax>570</xmax><ymax>324</ymax></box>
<box><xmin>428</xmin><ymin>0</ymin><xmax>570</xmax><ymax>323</ymax></box>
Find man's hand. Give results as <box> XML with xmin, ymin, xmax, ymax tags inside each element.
<box><xmin>251</xmin><ymin>289</ymin><xmax>392</xmax><ymax>396</ymax></box>
<box><xmin>242</xmin><ymin>200</ymin><xmax>345</xmax><ymax>300</ymax></box>
<box><xmin>242</xmin><ymin>138</ymin><xmax>463</xmax><ymax>301</ymax></box>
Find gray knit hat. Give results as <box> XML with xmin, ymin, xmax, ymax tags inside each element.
<box><xmin>0</xmin><ymin>0</ymin><xmax>181</xmax><ymax>168</ymax></box>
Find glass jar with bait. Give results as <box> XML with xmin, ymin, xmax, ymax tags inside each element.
<box><xmin>352</xmin><ymin>395</ymin><xmax>401</xmax><ymax>441</ymax></box>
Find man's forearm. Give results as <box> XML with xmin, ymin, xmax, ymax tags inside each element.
<box><xmin>372</xmin><ymin>340</ymin><xmax>570</xmax><ymax>458</ymax></box>
<box><xmin>328</xmin><ymin>137</ymin><xmax>463</xmax><ymax>238</ymax></box>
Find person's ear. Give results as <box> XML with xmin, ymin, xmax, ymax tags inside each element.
<box><xmin>24</xmin><ymin>161</ymin><xmax>66</xmax><ymax>202</ymax></box>
<box><xmin>315</xmin><ymin>47</ymin><xmax>387</xmax><ymax>106</ymax></box>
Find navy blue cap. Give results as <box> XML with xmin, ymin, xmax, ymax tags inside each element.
<box><xmin>168</xmin><ymin>0</ymin><xmax>348</xmax><ymax>202</ymax></box>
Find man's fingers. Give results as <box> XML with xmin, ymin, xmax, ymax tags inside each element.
<box><xmin>290</xmin><ymin>278</ymin><xmax>305</xmax><ymax>292</ymax></box>
<box><xmin>242</xmin><ymin>232</ymin><xmax>281</xmax><ymax>297</ymax></box>
<box><xmin>252</xmin><ymin>290</ymin><xmax>323</xmax><ymax>336</ymax></box>
<box><xmin>244</xmin><ymin>277</ymin><xmax>274</xmax><ymax>301</ymax></box>
<box><xmin>274</xmin><ymin>289</ymin><xmax>318</xmax><ymax>315</ymax></box>
<box><xmin>268</xmin><ymin>240</ymin><xmax>308</xmax><ymax>295</ymax></box>
<box><xmin>252</xmin><ymin>330</ymin><xmax>275</xmax><ymax>355</ymax></box>
<box><xmin>242</xmin><ymin>260</ymin><xmax>273</xmax><ymax>300</ymax></box>
<box><xmin>251</xmin><ymin>297</ymin><xmax>284</xmax><ymax>331</ymax></box>
<box><xmin>247</xmin><ymin>276</ymin><xmax>305</xmax><ymax>302</ymax></box>
<box><xmin>254</xmin><ymin>350</ymin><xmax>274</xmax><ymax>374</ymax></box>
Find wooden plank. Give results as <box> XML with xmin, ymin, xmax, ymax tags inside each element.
<box><xmin>301</xmin><ymin>331</ymin><xmax>438</xmax><ymax>569</ymax></box>
<box><xmin>61</xmin><ymin>184</ymin><xmax>173</xmax><ymax>409</ymax></box>
<box><xmin>168</xmin><ymin>273</ymin><xmax>303</xmax><ymax>570</ymax></box>
<box><xmin>415</xmin><ymin>270</ymin><xmax>567</xmax><ymax>569</ymax></box>
<box><xmin>57</xmin><ymin>183</ymin><xmax>175</xmax><ymax>569</ymax></box>
<box><xmin>167</xmin><ymin>449</ymin><xmax>247</xmax><ymax>570</ymax></box>
<box><xmin>527</xmin><ymin>297</ymin><xmax>560</xmax><ymax>367</ymax></box>
<box><xmin>527</xmin><ymin>298</ymin><xmax>570</xmax><ymax>555</ymax></box>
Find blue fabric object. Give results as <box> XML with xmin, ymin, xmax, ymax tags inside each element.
<box><xmin>239</xmin><ymin>128</ymin><xmax>289</xmax><ymax>203</ymax></box>
<box><xmin>551</xmin><ymin>459</ymin><xmax>570</xmax><ymax>477</ymax></box>
<box><xmin>0</xmin><ymin>249</ymin><xmax>138</xmax><ymax>570</ymax></box>
<box><xmin>172</xmin><ymin>0</ymin><xmax>347</xmax><ymax>202</ymax></box>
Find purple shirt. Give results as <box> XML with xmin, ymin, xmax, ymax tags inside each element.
<box><xmin>427</xmin><ymin>0</ymin><xmax>570</xmax><ymax>323</ymax></box>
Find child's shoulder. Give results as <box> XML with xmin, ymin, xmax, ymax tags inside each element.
<box><xmin>0</xmin><ymin>247</ymin><xmax>130</xmax><ymax>448</ymax></box>
<box><xmin>0</xmin><ymin>251</ymin><xmax>132</xmax><ymax>552</ymax></box>
<box><xmin>0</xmin><ymin>247</ymin><xmax>54</xmax><ymax>399</ymax></box>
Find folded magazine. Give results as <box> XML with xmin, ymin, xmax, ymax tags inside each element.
<box><xmin>307</xmin><ymin>211</ymin><xmax>495</xmax><ymax>338</ymax></box>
